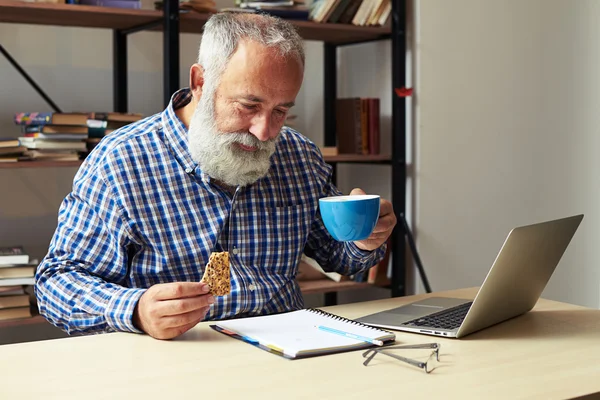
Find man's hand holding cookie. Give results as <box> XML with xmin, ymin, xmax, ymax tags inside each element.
<box><xmin>133</xmin><ymin>281</ymin><xmax>215</xmax><ymax>340</ymax></box>
<box><xmin>133</xmin><ymin>251</ymin><xmax>231</xmax><ymax>340</ymax></box>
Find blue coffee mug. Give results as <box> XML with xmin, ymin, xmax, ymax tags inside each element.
<box><xmin>319</xmin><ymin>195</ymin><xmax>380</xmax><ymax>241</ymax></box>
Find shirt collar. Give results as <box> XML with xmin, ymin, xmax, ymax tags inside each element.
<box><xmin>161</xmin><ymin>88</ymin><xmax>197</xmax><ymax>174</ymax></box>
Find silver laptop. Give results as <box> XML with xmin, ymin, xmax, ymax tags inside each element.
<box><xmin>356</xmin><ymin>214</ymin><xmax>584</xmax><ymax>338</ymax></box>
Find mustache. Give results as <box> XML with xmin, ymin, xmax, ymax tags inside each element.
<box><xmin>219</xmin><ymin>131</ymin><xmax>277</xmax><ymax>151</ymax></box>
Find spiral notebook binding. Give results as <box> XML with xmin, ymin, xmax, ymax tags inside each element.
<box><xmin>306</xmin><ymin>308</ymin><xmax>394</xmax><ymax>335</ymax></box>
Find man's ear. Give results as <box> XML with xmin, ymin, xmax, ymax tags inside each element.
<box><xmin>190</xmin><ymin>64</ymin><xmax>205</xmax><ymax>101</ymax></box>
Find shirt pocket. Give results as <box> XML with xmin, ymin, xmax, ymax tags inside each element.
<box><xmin>254</xmin><ymin>203</ymin><xmax>314</xmax><ymax>277</ymax></box>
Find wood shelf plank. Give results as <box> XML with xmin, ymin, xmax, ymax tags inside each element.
<box><xmin>0</xmin><ymin>1</ymin><xmax>162</xmax><ymax>30</ymax></box>
<box><xmin>0</xmin><ymin>161</ymin><xmax>82</xmax><ymax>169</ymax></box>
<box><xmin>299</xmin><ymin>279</ymin><xmax>372</xmax><ymax>295</ymax></box>
<box><xmin>0</xmin><ymin>1</ymin><xmax>390</xmax><ymax>44</ymax></box>
<box><xmin>178</xmin><ymin>12</ymin><xmax>390</xmax><ymax>43</ymax></box>
<box><xmin>323</xmin><ymin>154</ymin><xmax>391</xmax><ymax>163</ymax></box>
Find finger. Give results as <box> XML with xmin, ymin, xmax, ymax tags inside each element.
<box><xmin>366</xmin><ymin>230</ymin><xmax>391</xmax><ymax>240</ymax></box>
<box><xmin>372</xmin><ymin>214</ymin><xmax>396</xmax><ymax>234</ymax></box>
<box><xmin>163</xmin><ymin>315</ymin><xmax>207</xmax><ymax>339</ymax></box>
<box><xmin>349</xmin><ymin>187</ymin><xmax>366</xmax><ymax>196</ymax></box>
<box><xmin>378</xmin><ymin>199</ymin><xmax>393</xmax><ymax>216</ymax></box>
<box><xmin>157</xmin><ymin>294</ymin><xmax>215</xmax><ymax>317</ymax></box>
<box><xmin>153</xmin><ymin>282</ymin><xmax>210</xmax><ymax>301</ymax></box>
<box><xmin>161</xmin><ymin>306</ymin><xmax>211</xmax><ymax>330</ymax></box>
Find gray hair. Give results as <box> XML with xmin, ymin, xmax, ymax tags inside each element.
<box><xmin>197</xmin><ymin>12</ymin><xmax>305</xmax><ymax>94</ymax></box>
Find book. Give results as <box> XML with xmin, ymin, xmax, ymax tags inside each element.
<box><xmin>367</xmin><ymin>237</ymin><xmax>391</xmax><ymax>285</ymax></box>
<box><xmin>0</xmin><ymin>138</ymin><xmax>21</xmax><ymax>148</ymax></box>
<box><xmin>14</xmin><ymin>111</ymin><xmax>143</xmax><ymax>126</ymax></box>
<box><xmin>0</xmin><ymin>146</ymin><xmax>27</xmax><ymax>156</ymax></box>
<box><xmin>212</xmin><ymin>308</ymin><xmax>395</xmax><ymax>359</ymax></box>
<box><xmin>0</xmin><ymin>266</ymin><xmax>36</xmax><ymax>279</ymax></box>
<box><xmin>0</xmin><ymin>294</ymin><xmax>30</xmax><ymax>309</ymax></box>
<box><xmin>0</xmin><ymin>306</ymin><xmax>32</xmax><ymax>321</ymax></box>
<box><xmin>0</xmin><ymin>285</ymin><xmax>26</xmax><ymax>297</ymax></box>
<box><xmin>335</xmin><ymin>97</ymin><xmax>362</xmax><ymax>154</ymax></box>
<box><xmin>300</xmin><ymin>255</ymin><xmax>345</xmax><ymax>282</ymax></box>
<box><xmin>320</xmin><ymin>146</ymin><xmax>338</xmax><ymax>157</ymax></box>
<box><xmin>0</xmin><ymin>277</ymin><xmax>35</xmax><ymax>287</ymax></box>
<box><xmin>367</xmin><ymin>97</ymin><xmax>380</xmax><ymax>155</ymax></box>
<box><xmin>14</xmin><ymin>112</ymin><xmax>90</xmax><ymax>126</ymax></box>
<box><xmin>18</xmin><ymin>138</ymin><xmax>87</xmax><ymax>151</ymax></box>
<box><xmin>0</xmin><ymin>246</ymin><xmax>29</xmax><ymax>265</ymax></box>
<box><xmin>78</xmin><ymin>0</ymin><xmax>142</xmax><ymax>9</ymax></box>
<box><xmin>22</xmin><ymin>124</ymin><xmax>88</xmax><ymax>135</ymax></box>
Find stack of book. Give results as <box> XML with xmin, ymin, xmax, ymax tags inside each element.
<box><xmin>13</xmin><ymin>111</ymin><xmax>143</xmax><ymax>162</ymax></box>
<box><xmin>83</xmin><ymin>112</ymin><xmax>144</xmax><ymax>155</ymax></box>
<box><xmin>0</xmin><ymin>138</ymin><xmax>27</xmax><ymax>163</ymax></box>
<box><xmin>78</xmin><ymin>0</ymin><xmax>141</xmax><ymax>9</ymax></box>
<box><xmin>237</xmin><ymin>0</ymin><xmax>310</xmax><ymax>20</ymax></box>
<box><xmin>0</xmin><ymin>246</ymin><xmax>36</xmax><ymax>322</ymax></box>
<box><xmin>310</xmin><ymin>0</ymin><xmax>391</xmax><ymax>26</ymax></box>
<box><xmin>335</xmin><ymin>97</ymin><xmax>380</xmax><ymax>155</ymax></box>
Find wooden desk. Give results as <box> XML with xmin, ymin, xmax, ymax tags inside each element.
<box><xmin>1</xmin><ymin>288</ymin><xmax>600</xmax><ymax>399</ymax></box>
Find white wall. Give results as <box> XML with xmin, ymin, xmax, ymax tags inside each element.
<box><xmin>416</xmin><ymin>0</ymin><xmax>600</xmax><ymax>307</ymax></box>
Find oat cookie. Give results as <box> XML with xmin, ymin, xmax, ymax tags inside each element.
<box><xmin>200</xmin><ymin>252</ymin><xmax>231</xmax><ymax>296</ymax></box>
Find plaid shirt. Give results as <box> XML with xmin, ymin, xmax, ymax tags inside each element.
<box><xmin>35</xmin><ymin>89</ymin><xmax>386</xmax><ymax>335</ymax></box>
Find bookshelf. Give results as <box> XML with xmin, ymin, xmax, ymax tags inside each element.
<box><xmin>0</xmin><ymin>0</ymin><xmax>406</xmax><ymax>308</ymax></box>
<box><xmin>0</xmin><ymin>2</ymin><xmax>390</xmax><ymax>43</ymax></box>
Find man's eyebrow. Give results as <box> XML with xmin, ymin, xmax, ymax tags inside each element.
<box><xmin>241</xmin><ymin>96</ymin><xmax>295</xmax><ymax>108</ymax></box>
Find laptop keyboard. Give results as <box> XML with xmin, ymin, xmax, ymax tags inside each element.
<box><xmin>405</xmin><ymin>301</ymin><xmax>473</xmax><ymax>330</ymax></box>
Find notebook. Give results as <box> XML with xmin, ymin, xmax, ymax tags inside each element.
<box><xmin>211</xmin><ymin>308</ymin><xmax>396</xmax><ymax>359</ymax></box>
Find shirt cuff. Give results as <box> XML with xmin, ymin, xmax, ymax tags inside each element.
<box><xmin>104</xmin><ymin>287</ymin><xmax>147</xmax><ymax>334</ymax></box>
<box><xmin>345</xmin><ymin>241</ymin><xmax>387</xmax><ymax>264</ymax></box>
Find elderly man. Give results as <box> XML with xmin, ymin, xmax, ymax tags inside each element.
<box><xmin>35</xmin><ymin>12</ymin><xmax>396</xmax><ymax>340</ymax></box>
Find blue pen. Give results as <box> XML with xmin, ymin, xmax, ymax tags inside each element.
<box><xmin>316</xmin><ymin>325</ymin><xmax>384</xmax><ymax>346</ymax></box>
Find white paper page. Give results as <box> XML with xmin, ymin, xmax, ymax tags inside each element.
<box><xmin>216</xmin><ymin>309</ymin><xmax>393</xmax><ymax>357</ymax></box>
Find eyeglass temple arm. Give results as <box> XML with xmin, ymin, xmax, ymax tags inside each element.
<box><xmin>376</xmin><ymin>350</ymin><xmax>427</xmax><ymax>369</ymax></box>
<box><xmin>363</xmin><ymin>349</ymin><xmax>427</xmax><ymax>369</ymax></box>
<box><xmin>382</xmin><ymin>343</ymin><xmax>439</xmax><ymax>350</ymax></box>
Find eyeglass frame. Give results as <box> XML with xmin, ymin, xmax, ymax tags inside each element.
<box><xmin>362</xmin><ymin>343</ymin><xmax>441</xmax><ymax>373</ymax></box>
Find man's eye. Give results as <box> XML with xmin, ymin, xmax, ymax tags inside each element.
<box><xmin>241</xmin><ymin>104</ymin><xmax>257</xmax><ymax>110</ymax></box>
<box><xmin>273</xmin><ymin>109</ymin><xmax>287</xmax><ymax>116</ymax></box>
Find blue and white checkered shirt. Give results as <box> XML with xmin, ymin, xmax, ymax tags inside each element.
<box><xmin>35</xmin><ymin>88</ymin><xmax>386</xmax><ymax>335</ymax></box>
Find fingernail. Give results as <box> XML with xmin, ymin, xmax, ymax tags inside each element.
<box><xmin>201</xmin><ymin>284</ymin><xmax>210</xmax><ymax>293</ymax></box>
<box><xmin>207</xmin><ymin>295</ymin><xmax>215</xmax><ymax>304</ymax></box>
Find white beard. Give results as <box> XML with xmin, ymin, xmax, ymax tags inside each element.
<box><xmin>187</xmin><ymin>91</ymin><xmax>278</xmax><ymax>187</ymax></box>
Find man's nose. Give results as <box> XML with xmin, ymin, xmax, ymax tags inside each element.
<box><xmin>249</xmin><ymin>112</ymin><xmax>276</xmax><ymax>142</ymax></box>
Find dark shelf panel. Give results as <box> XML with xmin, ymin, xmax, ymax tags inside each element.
<box><xmin>0</xmin><ymin>1</ymin><xmax>390</xmax><ymax>44</ymax></box>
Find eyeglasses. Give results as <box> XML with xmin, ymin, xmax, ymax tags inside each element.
<box><xmin>362</xmin><ymin>343</ymin><xmax>441</xmax><ymax>373</ymax></box>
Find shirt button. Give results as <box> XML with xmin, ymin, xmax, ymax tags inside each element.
<box><xmin>185</xmin><ymin>167</ymin><xmax>192</xmax><ymax>174</ymax></box>
<box><xmin>248</xmin><ymin>284</ymin><xmax>256</xmax><ymax>291</ymax></box>
<box><xmin>232</xmin><ymin>247</ymin><xmax>239</xmax><ymax>255</ymax></box>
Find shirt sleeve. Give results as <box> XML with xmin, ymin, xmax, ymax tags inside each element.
<box><xmin>35</xmin><ymin>165</ymin><xmax>146</xmax><ymax>335</ymax></box>
<box><xmin>303</xmin><ymin>147</ymin><xmax>387</xmax><ymax>275</ymax></box>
